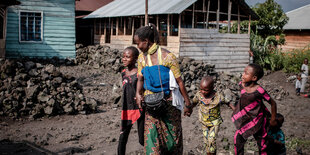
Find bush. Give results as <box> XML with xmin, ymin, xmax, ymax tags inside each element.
<box><xmin>281</xmin><ymin>46</ymin><xmax>310</xmax><ymax>73</ymax></box>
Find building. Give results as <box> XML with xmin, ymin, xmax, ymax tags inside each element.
<box><xmin>85</xmin><ymin>0</ymin><xmax>258</xmax><ymax>73</ymax></box>
<box><xmin>75</xmin><ymin>0</ymin><xmax>113</xmax><ymax>46</ymax></box>
<box><xmin>4</xmin><ymin>0</ymin><xmax>76</xmax><ymax>59</ymax></box>
<box><xmin>282</xmin><ymin>4</ymin><xmax>310</xmax><ymax>51</ymax></box>
<box><xmin>0</xmin><ymin>0</ymin><xmax>20</xmax><ymax>58</ymax></box>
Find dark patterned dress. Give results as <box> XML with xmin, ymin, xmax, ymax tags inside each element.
<box><xmin>232</xmin><ymin>82</ymin><xmax>271</xmax><ymax>155</ymax></box>
<box><xmin>117</xmin><ymin>69</ymin><xmax>144</xmax><ymax>155</ymax></box>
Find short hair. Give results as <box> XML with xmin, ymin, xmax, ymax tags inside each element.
<box><xmin>134</xmin><ymin>23</ymin><xmax>159</xmax><ymax>44</ymax></box>
<box><xmin>276</xmin><ymin>113</ymin><xmax>284</xmax><ymax>125</ymax></box>
<box><xmin>124</xmin><ymin>46</ymin><xmax>139</xmax><ymax>59</ymax></box>
<box><xmin>248</xmin><ymin>63</ymin><xmax>264</xmax><ymax>81</ymax></box>
<box><xmin>200</xmin><ymin>76</ymin><xmax>214</xmax><ymax>87</ymax></box>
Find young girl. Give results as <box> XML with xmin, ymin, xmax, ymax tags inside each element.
<box><xmin>191</xmin><ymin>76</ymin><xmax>233</xmax><ymax>155</ymax></box>
<box><xmin>231</xmin><ymin>63</ymin><xmax>277</xmax><ymax>155</ymax></box>
<box><xmin>117</xmin><ymin>46</ymin><xmax>144</xmax><ymax>155</ymax></box>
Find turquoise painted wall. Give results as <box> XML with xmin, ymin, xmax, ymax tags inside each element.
<box><xmin>6</xmin><ymin>0</ymin><xmax>76</xmax><ymax>59</ymax></box>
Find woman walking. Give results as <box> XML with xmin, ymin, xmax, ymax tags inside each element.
<box><xmin>134</xmin><ymin>23</ymin><xmax>192</xmax><ymax>154</ymax></box>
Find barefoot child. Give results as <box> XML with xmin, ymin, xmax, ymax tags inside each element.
<box><xmin>117</xmin><ymin>46</ymin><xmax>144</xmax><ymax>155</ymax></box>
<box><xmin>267</xmin><ymin>113</ymin><xmax>286</xmax><ymax>155</ymax></box>
<box><xmin>191</xmin><ymin>76</ymin><xmax>233</xmax><ymax>155</ymax></box>
<box><xmin>231</xmin><ymin>63</ymin><xmax>277</xmax><ymax>155</ymax></box>
<box><xmin>296</xmin><ymin>74</ymin><xmax>302</xmax><ymax>96</ymax></box>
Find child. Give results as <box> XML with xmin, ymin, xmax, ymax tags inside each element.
<box><xmin>301</xmin><ymin>58</ymin><xmax>309</xmax><ymax>94</ymax></box>
<box><xmin>231</xmin><ymin>63</ymin><xmax>277</xmax><ymax>155</ymax></box>
<box><xmin>117</xmin><ymin>46</ymin><xmax>144</xmax><ymax>155</ymax></box>
<box><xmin>296</xmin><ymin>74</ymin><xmax>302</xmax><ymax>96</ymax></box>
<box><xmin>191</xmin><ymin>76</ymin><xmax>233</xmax><ymax>155</ymax></box>
<box><xmin>267</xmin><ymin>113</ymin><xmax>286</xmax><ymax>155</ymax></box>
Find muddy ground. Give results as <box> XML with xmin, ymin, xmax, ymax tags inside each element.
<box><xmin>1</xmin><ymin>64</ymin><xmax>309</xmax><ymax>155</ymax></box>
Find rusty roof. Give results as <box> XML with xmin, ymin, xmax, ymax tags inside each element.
<box><xmin>76</xmin><ymin>0</ymin><xmax>113</xmax><ymax>12</ymax></box>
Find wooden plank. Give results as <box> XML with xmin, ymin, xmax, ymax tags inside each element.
<box><xmin>180</xmin><ymin>33</ymin><xmax>249</xmax><ymax>39</ymax></box>
<box><xmin>216</xmin><ymin>0</ymin><xmax>220</xmax><ymax>30</ymax></box>
<box><xmin>228</xmin><ymin>0</ymin><xmax>232</xmax><ymax>33</ymax></box>
<box><xmin>180</xmin><ymin>28</ymin><xmax>218</xmax><ymax>34</ymax></box>
<box><xmin>237</xmin><ymin>5</ymin><xmax>240</xmax><ymax>34</ymax></box>
<box><xmin>248</xmin><ymin>15</ymin><xmax>251</xmax><ymax>35</ymax></box>
<box><xmin>167</xmin><ymin>36</ymin><xmax>180</xmax><ymax>42</ymax></box>
<box><xmin>180</xmin><ymin>55</ymin><xmax>249</xmax><ymax>61</ymax></box>
<box><xmin>206</xmin><ymin>0</ymin><xmax>210</xmax><ymax>28</ymax></box>
<box><xmin>180</xmin><ymin>38</ymin><xmax>250</xmax><ymax>43</ymax></box>
<box><xmin>192</xmin><ymin>4</ymin><xmax>195</xmax><ymax>28</ymax></box>
<box><xmin>215</xmin><ymin>63</ymin><xmax>247</xmax><ymax>68</ymax></box>
<box><xmin>168</xmin><ymin>14</ymin><xmax>170</xmax><ymax>36</ymax></box>
<box><xmin>12</xmin><ymin>5</ymin><xmax>74</xmax><ymax>13</ymax></box>
<box><xmin>180</xmin><ymin>51</ymin><xmax>248</xmax><ymax>56</ymax></box>
<box><xmin>6</xmin><ymin>43</ymin><xmax>75</xmax><ymax>50</ymax></box>
<box><xmin>180</xmin><ymin>42</ymin><xmax>250</xmax><ymax>47</ymax></box>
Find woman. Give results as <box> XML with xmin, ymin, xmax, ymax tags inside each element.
<box><xmin>134</xmin><ymin>23</ymin><xmax>192</xmax><ymax>154</ymax></box>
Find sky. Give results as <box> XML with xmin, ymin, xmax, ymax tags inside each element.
<box><xmin>245</xmin><ymin>0</ymin><xmax>310</xmax><ymax>12</ymax></box>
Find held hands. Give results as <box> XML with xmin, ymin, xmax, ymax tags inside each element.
<box><xmin>183</xmin><ymin>107</ymin><xmax>192</xmax><ymax>117</ymax></box>
<box><xmin>183</xmin><ymin>103</ymin><xmax>193</xmax><ymax>117</ymax></box>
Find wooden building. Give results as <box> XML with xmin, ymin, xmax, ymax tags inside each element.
<box><xmin>281</xmin><ymin>4</ymin><xmax>310</xmax><ymax>52</ymax></box>
<box><xmin>5</xmin><ymin>0</ymin><xmax>76</xmax><ymax>59</ymax></box>
<box><xmin>75</xmin><ymin>0</ymin><xmax>113</xmax><ymax>46</ymax></box>
<box><xmin>86</xmin><ymin>0</ymin><xmax>258</xmax><ymax>72</ymax></box>
<box><xmin>0</xmin><ymin>0</ymin><xmax>20</xmax><ymax>58</ymax></box>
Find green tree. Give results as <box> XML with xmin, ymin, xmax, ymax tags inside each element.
<box><xmin>252</xmin><ymin>0</ymin><xmax>289</xmax><ymax>38</ymax></box>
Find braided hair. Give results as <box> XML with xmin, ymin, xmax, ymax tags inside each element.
<box><xmin>134</xmin><ymin>23</ymin><xmax>159</xmax><ymax>44</ymax></box>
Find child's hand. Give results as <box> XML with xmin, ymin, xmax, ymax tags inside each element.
<box><xmin>183</xmin><ymin>107</ymin><xmax>192</xmax><ymax>117</ymax></box>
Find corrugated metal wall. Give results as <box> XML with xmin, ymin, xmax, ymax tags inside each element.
<box><xmin>179</xmin><ymin>28</ymin><xmax>250</xmax><ymax>73</ymax></box>
<box><xmin>5</xmin><ymin>0</ymin><xmax>76</xmax><ymax>59</ymax></box>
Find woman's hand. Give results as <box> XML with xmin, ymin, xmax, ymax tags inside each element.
<box><xmin>183</xmin><ymin>105</ymin><xmax>193</xmax><ymax>117</ymax></box>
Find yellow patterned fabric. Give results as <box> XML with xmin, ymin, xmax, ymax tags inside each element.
<box><xmin>147</xmin><ymin>43</ymin><xmax>158</xmax><ymax>55</ymax></box>
<box><xmin>202</xmin><ymin>124</ymin><xmax>219</xmax><ymax>153</ymax></box>
<box><xmin>193</xmin><ymin>92</ymin><xmax>224</xmax><ymax>127</ymax></box>
<box><xmin>137</xmin><ymin>47</ymin><xmax>181</xmax><ymax>96</ymax></box>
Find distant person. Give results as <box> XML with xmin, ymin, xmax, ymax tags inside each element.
<box><xmin>301</xmin><ymin>58</ymin><xmax>308</xmax><ymax>94</ymax></box>
<box><xmin>231</xmin><ymin>63</ymin><xmax>277</xmax><ymax>155</ymax></box>
<box><xmin>191</xmin><ymin>76</ymin><xmax>234</xmax><ymax>155</ymax></box>
<box><xmin>267</xmin><ymin>113</ymin><xmax>286</xmax><ymax>155</ymax></box>
<box><xmin>296</xmin><ymin>74</ymin><xmax>302</xmax><ymax>96</ymax></box>
<box><xmin>117</xmin><ymin>46</ymin><xmax>144</xmax><ymax>155</ymax></box>
<box><xmin>134</xmin><ymin>23</ymin><xmax>192</xmax><ymax>154</ymax></box>
<box><xmin>249</xmin><ymin>50</ymin><xmax>254</xmax><ymax>64</ymax></box>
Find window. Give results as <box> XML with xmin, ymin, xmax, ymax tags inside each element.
<box><xmin>20</xmin><ymin>11</ymin><xmax>42</xmax><ymax>42</ymax></box>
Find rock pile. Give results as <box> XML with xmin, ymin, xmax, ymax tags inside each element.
<box><xmin>179</xmin><ymin>57</ymin><xmax>217</xmax><ymax>98</ymax></box>
<box><xmin>76</xmin><ymin>44</ymin><xmax>123</xmax><ymax>73</ymax></box>
<box><xmin>0</xmin><ymin>59</ymin><xmax>97</xmax><ymax>119</ymax></box>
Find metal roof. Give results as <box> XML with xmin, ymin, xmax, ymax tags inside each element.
<box><xmin>76</xmin><ymin>0</ymin><xmax>113</xmax><ymax>12</ymax></box>
<box><xmin>85</xmin><ymin>0</ymin><xmax>197</xmax><ymax>18</ymax></box>
<box><xmin>284</xmin><ymin>4</ymin><xmax>310</xmax><ymax>30</ymax></box>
